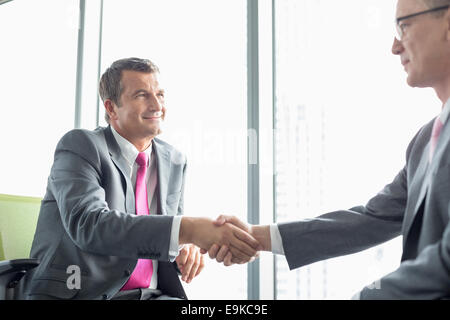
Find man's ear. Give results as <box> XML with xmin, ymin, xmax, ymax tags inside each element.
<box><xmin>446</xmin><ymin>10</ymin><xmax>450</xmax><ymax>41</ymax></box>
<box><xmin>104</xmin><ymin>99</ymin><xmax>117</xmax><ymax>121</ymax></box>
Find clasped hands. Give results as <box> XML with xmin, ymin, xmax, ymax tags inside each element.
<box><xmin>177</xmin><ymin>215</ymin><xmax>270</xmax><ymax>283</ymax></box>
<box><xmin>199</xmin><ymin>215</ymin><xmax>271</xmax><ymax>266</ymax></box>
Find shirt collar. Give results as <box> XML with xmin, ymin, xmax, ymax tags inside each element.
<box><xmin>110</xmin><ymin>126</ymin><xmax>152</xmax><ymax>167</ymax></box>
<box><xmin>439</xmin><ymin>98</ymin><xmax>450</xmax><ymax>125</ymax></box>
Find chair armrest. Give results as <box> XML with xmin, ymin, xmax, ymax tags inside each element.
<box><xmin>0</xmin><ymin>258</ymin><xmax>40</xmax><ymax>299</ymax></box>
<box><xmin>0</xmin><ymin>258</ymin><xmax>40</xmax><ymax>277</ymax></box>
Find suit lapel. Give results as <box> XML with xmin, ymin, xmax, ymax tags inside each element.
<box><xmin>153</xmin><ymin>139</ymin><xmax>171</xmax><ymax>216</ymax></box>
<box><xmin>401</xmin><ymin>119</ymin><xmax>434</xmax><ymax>246</ymax></box>
<box><xmin>104</xmin><ymin>126</ymin><xmax>135</xmax><ymax>214</ymax></box>
<box><xmin>402</xmin><ymin>142</ymin><xmax>429</xmax><ymax>246</ymax></box>
<box><xmin>403</xmin><ymin>117</ymin><xmax>450</xmax><ymax>246</ymax></box>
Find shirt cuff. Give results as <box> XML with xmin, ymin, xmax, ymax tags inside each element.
<box><xmin>169</xmin><ymin>215</ymin><xmax>184</xmax><ymax>262</ymax></box>
<box><xmin>270</xmin><ymin>224</ymin><xmax>285</xmax><ymax>255</ymax></box>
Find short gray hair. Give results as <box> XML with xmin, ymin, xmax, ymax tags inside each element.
<box><xmin>99</xmin><ymin>57</ymin><xmax>160</xmax><ymax>124</ymax></box>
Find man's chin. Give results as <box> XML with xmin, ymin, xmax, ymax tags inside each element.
<box><xmin>406</xmin><ymin>72</ymin><xmax>431</xmax><ymax>89</ymax></box>
<box><xmin>146</xmin><ymin>127</ymin><xmax>162</xmax><ymax>138</ymax></box>
<box><xmin>406</xmin><ymin>74</ymin><xmax>420</xmax><ymax>88</ymax></box>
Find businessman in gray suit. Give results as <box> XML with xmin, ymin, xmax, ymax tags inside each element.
<box><xmin>21</xmin><ymin>57</ymin><xmax>260</xmax><ymax>300</ymax></box>
<box><xmin>207</xmin><ymin>0</ymin><xmax>450</xmax><ymax>299</ymax></box>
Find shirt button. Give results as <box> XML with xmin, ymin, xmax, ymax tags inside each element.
<box><xmin>124</xmin><ymin>269</ymin><xmax>131</xmax><ymax>276</ymax></box>
<box><xmin>102</xmin><ymin>294</ymin><xmax>108</xmax><ymax>300</ymax></box>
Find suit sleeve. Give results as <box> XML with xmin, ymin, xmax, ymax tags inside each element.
<box><xmin>278</xmin><ymin>124</ymin><xmax>425</xmax><ymax>271</ymax></box>
<box><xmin>49</xmin><ymin>130</ymin><xmax>174</xmax><ymax>261</ymax></box>
<box><xmin>278</xmin><ymin>165</ymin><xmax>406</xmax><ymax>269</ymax></box>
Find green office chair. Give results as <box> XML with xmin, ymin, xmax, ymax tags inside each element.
<box><xmin>0</xmin><ymin>194</ymin><xmax>41</xmax><ymax>300</ymax></box>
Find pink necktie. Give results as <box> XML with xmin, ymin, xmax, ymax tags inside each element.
<box><xmin>121</xmin><ymin>152</ymin><xmax>153</xmax><ymax>290</ymax></box>
<box><xmin>429</xmin><ymin>117</ymin><xmax>443</xmax><ymax>162</ymax></box>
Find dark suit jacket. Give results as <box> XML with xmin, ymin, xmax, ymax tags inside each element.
<box><xmin>279</xmin><ymin>117</ymin><xmax>450</xmax><ymax>299</ymax></box>
<box><xmin>21</xmin><ymin>126</ymin><xmax>187</xmax><ymax>299</ymax></box>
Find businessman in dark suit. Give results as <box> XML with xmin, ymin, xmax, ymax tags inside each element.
<box><xmin>20</xmin><ymin>57</ymin><xmax>260</xmax><ymax>300</ymax></box>
<box><xmin>208</xmin><ymin>0</ymin><xmax>450</xmax><ymax>299</ymax></box>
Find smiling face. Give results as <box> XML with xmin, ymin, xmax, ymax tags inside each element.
<box><xmin>392</xmin><ymin>0</ymin><xmax>450</xmax><ymax>93</ymax></box>
<box><xmin>105</xmin><ymin>70</ymin><xmax>166</xmax><ymax>151</ymax></box>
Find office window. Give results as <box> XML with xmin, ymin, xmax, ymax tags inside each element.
<box><xmin>273</xmin><ymin>0</ymin><xmax>438</xmax><ymax>299</ymax></box>
<box><xmin>99</xmin><ymin>0</ymin><xmax>247</xmax><ymax>299</ymax></box>
<box><xmin>0</xmin><ymin>0</ymin><xmax>79</xmax><ymax>197</ymax></box>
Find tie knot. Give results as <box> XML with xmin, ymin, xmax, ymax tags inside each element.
<box><xmin>135</xmin><ymin>152</ymin><xmax>148</xmax><ymax>167</ymax></box>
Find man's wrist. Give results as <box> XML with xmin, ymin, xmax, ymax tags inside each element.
<box><xmin>179</xmin><ymin>216</ymin><xmax>194</xmax><ymax>245</ymax></box>
<box><xmin>251</xmin><ymin>225</ymin><xmax>271</xmax><ymax>251</ymax></box>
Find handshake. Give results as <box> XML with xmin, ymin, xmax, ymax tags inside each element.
<box><xmin>176</xmin><ymin>215</ymin><xmax>271</xmax><ymax>282</ymax></box>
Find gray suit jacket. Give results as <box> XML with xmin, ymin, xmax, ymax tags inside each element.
<box><xmin>21</xmin><ymin>126</ymin><xmax>187</xmax><ymax>300</ymax></box>
<box><xmin>279</xmin><ymin>117</ymin><xmax>450</xmax><ymax>299</ymax></box>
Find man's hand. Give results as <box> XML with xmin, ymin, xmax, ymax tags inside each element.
<box><xmin>176</xmin><ymin>244</ymin><xmax>205</xmax><ymax>283</ymax></box>
<box><xmin>179</xmin><ymin>216</ymin><xmax>261</xmax><ymax>265</ymax></box>
<box><xmin>202</xmin><ymin>215</ymin><xmax>271</xmax><ymax>266</ymax></box>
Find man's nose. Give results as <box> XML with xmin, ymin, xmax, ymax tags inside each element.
<box><xmin>148</xmin><ymin>94</ymin><xmax>163</xmax><ymax>111</ymax></box>
<box><xmin>391</xmin><ymin>37</ymin><xmax>404</xmax><ymax>55</ymax></box>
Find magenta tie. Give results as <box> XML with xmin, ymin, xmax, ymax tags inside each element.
<box><xmin>121</xmin><ymin>152</ymin><xmax>153</xmax><ymax>290</ymax></box>
<box><xmin>429</xmin><ymin>117</ymin><xmax>444</xmax><ymax>162</ymax></box>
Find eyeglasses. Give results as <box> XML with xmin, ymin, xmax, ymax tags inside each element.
<box><xmin>395</xmin><ymin>5</ymin><xmax>450</xmax><ymax>40</ymax></box>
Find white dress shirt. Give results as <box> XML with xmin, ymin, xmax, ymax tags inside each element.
<box><xmin>110</xmin><ymin>127</ymin><xmax>182</xmax><ymax>289</ymax></box>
